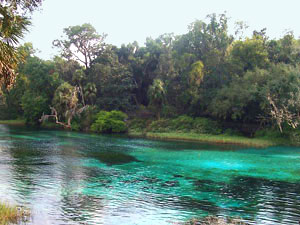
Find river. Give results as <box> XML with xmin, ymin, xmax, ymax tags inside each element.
<box><xmin>0</xmin><ymin>125</ymin><xmax>300</xmax><ymax>225</ymax></box>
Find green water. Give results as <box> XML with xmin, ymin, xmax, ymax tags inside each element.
<box><xmin>0</xmin><ymin>125</ymin><xmax>300</xmax><ymax>225</ymax></box>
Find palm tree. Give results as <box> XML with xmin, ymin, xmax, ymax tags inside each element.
<box><xmin>72</xmin><ymin>69</ymin><xmax>86</xmax><ymax>106</ymax></box>
<box><xmin>40</xmin><ymin>82</ymin><xmax>87</xmax><ymax>129</ymax></box>
<box><xmin>0</xmin><ymin>4</ymin><xmax>30</xmax><ymax>89</ymax></box>
<box><xmin>147</xmin><ymin>79</ymin><xmax>166</xmax><ymax>119</ymax></box>
<box><xmin>84</xmin><ymin>82</ymin><xmax>97</xmax><ymax>105</ymax></box>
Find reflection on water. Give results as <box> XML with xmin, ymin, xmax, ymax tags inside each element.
<box><xmin>0</xmin><ymin>125</ymin><xmax>300</xmax><ymax>224</ymax></box>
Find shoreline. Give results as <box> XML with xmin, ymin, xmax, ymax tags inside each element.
<box><xmin>0</xmin><ymin>120</ymin><xmax>26</xmax><ymax>126</ymax></box>
<box><xmin>128</xmin><ymin>131</ymin><xmax>284</xmax><ymax>148</ymax></box>
<box><xmin>0</xmin><ymin>120</ymin><xmax>288</xmax><ymax>148</ymax></box>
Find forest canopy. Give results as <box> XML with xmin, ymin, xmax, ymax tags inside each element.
<box><xmin>1</xmin><ymin>12</ymin><xmax>300</xmax><ymax>135</ymax></box>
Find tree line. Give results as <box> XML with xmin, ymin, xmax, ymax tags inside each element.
<box><xmin>2</xmin><ymin>9</ymin><xmax>300</xmax><ymax>134</ymax></box>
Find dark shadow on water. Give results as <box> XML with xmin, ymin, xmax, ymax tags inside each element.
<box><xmin>88</xmin><ymin>151</ymin><xmax>140</xmax><ymax>166</ymax></box>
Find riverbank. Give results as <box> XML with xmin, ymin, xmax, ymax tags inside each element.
<box><xmin>127</xmin><ymin>116</ymin><xmax>291</xmax><ymax>148</ymax></box>
<box><xmin>0</xmin><ymin>120</ymin><xmax>25</xmax><ymax>126</ymax></box>
<box><xmin>128</xmin><ymin>131</ymin><xmax>284</xmax><ymax>148</ymax></box>
<box><xmin>0</xmin><ymin>119</ymin><xmax>290</xmax><ymax>148</ymax></box>
<box><xmin>0</xmin><ymin>120</ymin><xmax>64</xmax><ymax>130</ymax></box>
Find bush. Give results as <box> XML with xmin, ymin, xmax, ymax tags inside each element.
<box><xmin>254</xmin><ymin>128</ymin><xmax>284</xmax><ymax>139</ymax></box>
<box><xmin>170</xmin><ymin>115</ymin><xmax>194</xmax><ymax>131</ymax></box>
<box><xmin>148</xmin><ymin>119</ymin><xmax>172</xmax><ymax>132</ymax></box>
<box><xmin>193</xmin><ymin>117</ymin><xmax>222</xmax><ymax>134</ymax></box>
<box><xmin>71</xmin><ymin>121</ymin><xmax>80</xmax><ymax>131</ymax></box>
<box><xmin>289</xmin><ymin>130</ymin><xmax>300</xmax><ymax>144</ymax></box>
<box><xmin>79</xmin><ymin>105</ymin><xmax>99</xmax><ymax>131</ymax></box>
<box><xmin>91</xmin><ymin>110</ymin><xmax>128</xmax><ymax>133</ymax></box>
<box><xmin>223</xmin><ymin>128</ymin><xmax>243</xmax><ymax>136</ymax></box>
<box><xmin>161</xmin><ymin>105</ymin><xmax>178</xmax><ymax>118</ymax></box>
<box><xmin>129</xmin><ymin>115</ymin><xmax>223</xmax><ymax>135</ymax></box>
<box><xmin>128</xmin><ymin>119</ymin><xmax>149</xmax><ymax>132</ymax></box>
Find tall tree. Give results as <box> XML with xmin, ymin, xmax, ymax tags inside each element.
<box><xmin>20</xmin><ymin>56</ymin><xmax>60</xmax><ymax>125</ymax></box>
<box><xmin>229</xmin><ymin>37</ymin><xmax>269</xmax><ymax>75</ymax></box>
<box><xmin>0</xmin><ymin>0</ymin><xmax>42</xmax><ymax>89</ymax></box>
<box><xmin>89</xmin><ymin>45</ymin><xmax>135</xmax><ymax>111</ymax></box>
<box><xmin>53</xmin><ymin>23</ymin><xmax>106</xmax><ymax>69</ymax></box>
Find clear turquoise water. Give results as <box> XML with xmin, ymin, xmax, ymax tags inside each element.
<box><xmin>0</xmin><ymin>125</ymin><xmax>300</xmax><ymax>225</ymax></box>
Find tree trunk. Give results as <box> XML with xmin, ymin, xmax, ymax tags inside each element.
<box><xmin>79</xmin><ymin>84</ymin><xmax>85</xmax><ymax>106</ymax></box>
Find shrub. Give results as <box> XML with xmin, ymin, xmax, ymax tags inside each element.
<box><xmin>79</xmin><ymin>105</ymin><xmax>99</xmax><ymax>131</ymax></box>
<box><xmin>91</xmin><ymin>110</ymin><xmax>127</xmax><ymax>133</ymax></box>
<box><xmin>289</xmin><ymin>130</ymin><xmax>300</xmax><ymax>144</ymax></box>
<box><xmin>129</xmin><ymin>115</ymin><xmax>223</xmax><ymax>135</ymax></box>
<box><xmin>254</xmin><ymin>128</ymin><xmax>284</xmax><ymax>139</ymax></box>
<box><xmin>193</xmin><ymin>117</ymin><xmax>222</xmax><ymax>134</ymax></box>
<box><xmin>71</xmin><ymin>121</ymin><xmax>80</xmax><ymax>131</ymax></box>
<box><xmin>170</xmin><ymin>115</ymin><xmax>194</xmax><ymax>131</ymax></box>
<box><xmin>128</xmin><ymin>119</ymin><xmax>149</xmax><ymax>132</ymax></box>
<box><xmin>223</xmin><ymin>128</ymin><xmax>243</xmax><ymax>136</ymax></box>
<box><xmin>161</xmin><ymin>105</ymin><xmax>178</xmax><ymax>118</ymax></box>
<box><xmin>148</xmin><ymin>119</ymin><xmax>172</xmax><ymax>132</ymax></box>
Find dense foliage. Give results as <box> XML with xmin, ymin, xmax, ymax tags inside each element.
<box><xmin>129</xmin><ymin>115</ymin><xmax>222</xmax><ymax>135</ymax></box>
<box><xmin>0</xmin><ymin>0</ymin><xmax>42</xmax><ymax>89</ymax></box>
<box><xmin>2</xmin><ymin>13</ymin><xmax>300</xmax><ymax>136</ymax></box>
<box><xmin>91</xmin><ymin>110</ymin><xmax>127</xmax><ymax>133</ymax></box>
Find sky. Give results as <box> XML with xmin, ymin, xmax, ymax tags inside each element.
<box><xmin>23</xmin><ymin>0</ymin><xmax>300</xmax><ymax>60</ymax></box>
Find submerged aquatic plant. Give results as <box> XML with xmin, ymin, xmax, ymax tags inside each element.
<box><xmin>185</xmin><ymin>216</ymin><xmax>249</xmax><ymax>225</ymax></box>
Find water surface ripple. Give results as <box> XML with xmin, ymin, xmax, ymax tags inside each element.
<box><xmin>0</xmin><ymin>125</ymin><xmax>300</xmax><ymax>224</ymax></box>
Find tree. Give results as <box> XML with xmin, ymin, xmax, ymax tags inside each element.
<box><xmin>40</xmin><ymin>82</ymin><xmax>87</xmax><ymax>129</ymax></box>
<box><xmin>22</xmin><ymin>91</ymin><xmax>48</xmax><ymax>125</ymax></box>
<box><xmin>267</xmin><ymin>32</ymin><xmax>300</xmax><ymax>65</ymax></box>
<box><xmin>182</xmin><ymin>13</ymin><xmax>234</xmax><ymax>74</ymax></box>
<box><xmin>19</xmin><ymin>56</ymin><xmax>60</xmax><ymax>125</ymax></box>
<box><xmin>154</xmin><ymin>33</ymin><xmax>177</xmax><ymax>81</ymax></box>
<box><xmin>148</xmin><ymin>79</ymin><xmax>166</xmax><ymax>119</ymax></box>
<box><xmin>0</xmin><ymin>42</ymin><xmax>34</xmax><ymax>118</ymax></box>
<box><xmin>84</xmin><ymin>82</ymin><xmax>97</xmax><ymax>105</ymax></box>
<box><xmin>208</xmin><ymin>76</ymin><xmax>259</xmax><ymax>122</ymax></box>
<box><xmin>0</xmin><ymin>0</ymin><xmax>42</xmax><ymax>13</ymax></box>
<box><xmin>258</xmin><ymin>64</ymin><xmax>300</xmax><ymax>132</ymax></box>
<box><xmin>89</xmin><ymin>45</ymin><xmax>135</xmax><ymax>111</ymax></box>
<box><xmin>0</xmin><ymin>6</ymin><xmax>29</xmax><ymax>89</ymax></box>
<box><xmin>2</xmin><ymin>73</ymin><xmax>27</xmax><ymax>118</ymax></box>
<box><xmin>53</xmin><ymin>56</ymin><xmax>81</xmax><ymax>85</ymax></box>
<box><xmin>171</xmin><ymin>13</ymin><xmax>234</xmax><ymax>115</ymax></box>
<box><xmin>53</xmin><ymin>23</ymin><xmax>106</xmax><ymax>69</ymax></box>
<box><xmin>229</xmin><ymin>37</ymin><xmax>269</xmax><ymax>76</ymax></box>
<box><xmin>0</xmin><ymin>0</ymin><xmax>42</xmax><ymax>90</ymax></box>
<box><xmin>133</xmin><ymin>37</ymin><xmax>163</xmax><ymax>105</ymax></box>
<box><xmin>189</xmin><ymin>60</ymin><xmax>204</xmax><ymax>87</ymax></box>
<box><xmin>73</xmin><ymin>69</ymin><xmax>86</xmax><ymax>106</ymax></box>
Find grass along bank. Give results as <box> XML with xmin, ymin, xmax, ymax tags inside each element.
<box><xmin>0</xmin><ymin>115</ymin><xmax>292</xmax><ymax>148</ymax></box>
<box><xmin>0</xmin><ymin>202</ymin><xmax>30</xmax><ymax>225</ymax></box>
<box><xmin>129</xmin><ymin>131</ymin><xmax>284</xmax><ymax>148</ymax></box>
<box><xmin>0</xmin><ymin>120</ymin><xmax>25</xmax><ymax>126</ymax></box>
<box><xmin>0</xmin><ymin>120</ymin><xmax>67</xmax><ymax>130</ymax></box>
<box><xmin>127</xmin><ymin>116</ymin><xmax>291</xmax><ymax>148</ymax></box>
